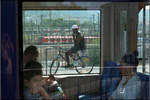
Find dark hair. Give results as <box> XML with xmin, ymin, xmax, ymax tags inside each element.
<box><xmin>121</xmin><ymin>50</ymin><xmax>139</xmax><ymax>66</ymax></box>
<box><xmin>23</xmin><ymin>61</ymin><xmax>42</xmax><ymax>81</ymax></box>
<box><xmin>24</xmin><ymin>45</ymin><xmax>38</xmax><ymax>56</ymax></box>
<box><xmin>49</xmin><ymin>74</ymin><xmax>55</xmax><ymax>81</ymax></box>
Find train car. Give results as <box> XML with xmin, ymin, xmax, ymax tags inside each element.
<box><xmin>41</xmin><ymin>36</ymin><xmax>100</xmax><ymax>44</ymax></box>
<box><xmin>1</xmin><ymin>0</ymin><xmax>150</xmax><ymax>100</ymax></box>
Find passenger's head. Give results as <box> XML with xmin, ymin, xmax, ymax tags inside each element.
<box><xmin>48</xmin><ymin>74</ymin><xmax>56</xmax><ymax>84</ymax></box>
<box><xmin>23</xmin><ymin>45</ymin><xmax>39</xmax><ymax>65</ymax></box>
<box><xmin>24</xmin><ymin>61</ymin><xmax>43</xmax><ymax>89</ymax></box>
<box><xmin>72</xmin><ymin>25</ymin><xmax>79</xmax><ymax>33</ymax></box>
<box><xmin>119</xmin><ymin>51</ymin><xmax>138</xmax><ymax>76</ymax></box>
<box><xmin>49</xmin><ymin>74</ymin><xmax>55</xmax><ymax>81</ymax></box>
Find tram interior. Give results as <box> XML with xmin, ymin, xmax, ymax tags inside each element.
<box><xmin>21</xmin><ymin>1</ymin><xmax>150</xmax><ymax>100</ymax></box>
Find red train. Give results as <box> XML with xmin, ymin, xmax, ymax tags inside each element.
<box><xmin>41</xmin><ymin>36</ymin><xmax>100</xmax><ymax>44</ymax></box>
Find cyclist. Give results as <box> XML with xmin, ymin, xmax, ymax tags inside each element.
<box><xmin>65</xmin><ymin>25</ymin><xmax>86</xmax><ymax>68</ymax></box>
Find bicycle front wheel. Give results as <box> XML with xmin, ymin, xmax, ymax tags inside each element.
<box><xmin>50</xmin><ymin>57</ymin><xmax>60</xmax><ymax>74</ymax></box>
<box><xmin>75</xmin><ymin>56</ymin><xmax>94</xmax><ymax>74</ymax></box>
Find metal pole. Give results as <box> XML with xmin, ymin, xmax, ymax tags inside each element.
<box><xmin>30</xmin><ymin>18</ymin><xmax>32</xmax><ymax>43</ymax></box>
<box><xmin>93</xmin><ymin>14</ymin><xmax>96</xmax><ymax>33</ymax></box>
<box><xmin>69</xmin><ymin>16</ymin><xmax>70</xmax><ymax>35</ymax></box>
<box><xmin>49</xmin><ymin>11</ymin><xmax>51</xmax><ymax>27</ymax></box>
<box><xmin>142</xmin><ymin>6</ymin><xmax>146</xmax><ymax>73</ymax></box>
<box><xmin>31</xmin><ymin>19</ymin><xmax>34</xmax><ymax>43</ymax></box>
<box><xmin>23</xmin><ymin>11</ymin><xmax>25</xmax><ymax>44</ymax></box>
<box><xmin>46</xmin><ymin>48</ymin><xmax>48</xmax><ymax>75</ymax></box>
<box><xmin>98</xmin><ymin>12</ymin><xmax>100</xmax><ymax>36</ymax></box>
<box><xmin>40</xmin><ymin>15</ymin><xmax>43</xmax><ymax>26</ymax></box>
<box><xmin>147</xmin><ymin>5</ymin><xmax>150</xmax><ymax>72</ymax></box>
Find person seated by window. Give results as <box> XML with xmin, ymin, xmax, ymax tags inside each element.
<box><xmin>109</xmin><ymin>51</ymin><xmax>141</xmax><ymax>100</ymax></box>
<box><xmin>46</xmin><ymin>75</ymin><xmax>59</xmax><ymax>87</ymax></box>
<box><xmin>23</xmin><ymin>45</ymin><xmax>39</xmax><ymax>67</ymax></box>
<box><xmin>24</xmin><ymin>61</ymin><xmax>52</xmax><ymax>100</ymax></box>
<box><xmin>46</xmin><ymin>75</ymin><xmax>65</xmax><ymax>100</ymax></box>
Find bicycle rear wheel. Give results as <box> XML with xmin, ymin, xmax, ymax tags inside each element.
<box><xmin>50</xmin><ymin>57</ymin><xmax>60</xmax><ymax>74</ymax></box>
<box><xmin>75</xmin><ymin>56</ymin><xmax>94</xmax><ymax>74</ymax></box>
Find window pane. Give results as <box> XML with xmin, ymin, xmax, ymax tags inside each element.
<box><xmin>137</xmin><ymin>5</ymin><xmax>150</xmax><ymax>73</ymax></box>
<box><xmin>23</xmin><ymin>10</ymin><xmax>101</xmax><ymax>75</ymax></box>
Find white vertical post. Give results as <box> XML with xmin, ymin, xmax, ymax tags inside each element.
<box><xmin>142</xmin><ymin>6</ymin><xmax>146</xmax><ymax>72</ymax></box>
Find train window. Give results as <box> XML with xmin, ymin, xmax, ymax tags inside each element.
<box><xmin>137</xmin><ymin>5</ymin><xmax>150</xmax><ymax>73</ymax></box>
<box><xmin>23</xmin><ymin>6</ymin><xmax>101</xmax><ymax>75</ymax></box>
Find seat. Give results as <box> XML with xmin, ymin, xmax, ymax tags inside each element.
<box><xmin>78</xmin><ymin>61</ymin><xmax>121</xmax><ymax>100</ymax></box>
<box><xmin>100</xmin><ymin>61</ymin><xmax>121</xmax><ymax>98</ymax></box>
<box><xmin>137</xmin><ymin>72</ymin><xmax>149</xmax><ymax>100</ymax></box>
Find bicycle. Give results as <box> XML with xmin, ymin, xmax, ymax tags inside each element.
<box><xmin>50</xmin><ymin>46</ymin><xmax>94</xmax><ymax>74</ymax></box>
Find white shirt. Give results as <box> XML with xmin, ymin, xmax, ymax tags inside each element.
<box><xmin>111</xmin><ymin>74</ymin><xmax>141</xmax><ymax>100</ymax></box>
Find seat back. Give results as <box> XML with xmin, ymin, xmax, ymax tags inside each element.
<box><xmin>137</xmin><ymin>72</ymin><xmax>150</xmax><ymax>100</ymax></box>
<box><xmin>78</xmin><ymin>61</ymin><xmax>122</xmax><ymax>100</ymax></box>
<box><xmin>101</xmin><ymin>61</ymin><xmax>121</xmax><ymax>96</ymax></box>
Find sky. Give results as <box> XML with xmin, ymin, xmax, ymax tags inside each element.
<box><xmin>24</xmin><ymin>10</ymin><xmax>100</xmax><ymax>24</ymax></box>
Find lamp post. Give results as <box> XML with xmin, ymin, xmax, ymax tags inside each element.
<box><xmin>92</xmin><ymin>14</ymin><xmax>96</xmax><ymax>33</ymax></box>
<box><xmin>31</xmin><ymin>18</ymin><xmax>34</xmax><ymax>43</ymax></box>
<box><xmin>36</xmin><ymin>15</ymin><xmax>41</xmax><ymax>37</ymax></box>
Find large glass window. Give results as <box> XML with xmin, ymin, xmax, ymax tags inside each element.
<box><xmin>23</xmin><ymin>10</ymin><xmax>101</xmax><ymax>75</ymax></box>
<box><xmin>137</xmin><ymin>5</ymin><xmax>150</xmax><ymax>73</ymax></box>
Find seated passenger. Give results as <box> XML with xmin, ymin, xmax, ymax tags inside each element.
<box><xmin>109</xmin><ymin>52</ymin><xmax>141</xmax><ymax>100</ymax></box>
<box><xmin>24</xmin><ymin>61</ymin><xmax>52</xmax><ymax>100</ymax></box>
<box><xmin>23</xmin><ymin>45</ymin><xmax>39</xmax><ymax>67</ymax></box>
<box><xmin>46</xmin><ymin>75</ymin><xmax>65</xmax><ymax>100</ymax></box>
<box><xmin>46</xmin><ymin>75</ymin><xmax>58</xmax><ymax>86</ymax></box>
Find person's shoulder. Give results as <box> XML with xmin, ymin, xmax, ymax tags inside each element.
<box><xmin>24</xmin><ymin>90</ymin><xmax>34</xmax><ymax>100</ymax></box>
<box><xmin>24</xmin><ymin>90</ymin><xmax>42</xmax><ymax>99</ymax></box>
<box><xmin>24</xmin><ymin>90</ymin><xmax>31</xmax><ymax>96</ymax></box>
<box><xmin>133</xmin><ymin>74</ymin><xmax>142</xmax><ymax>82</ymax></box>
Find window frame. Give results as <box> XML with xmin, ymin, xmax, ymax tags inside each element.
<box><xmin>22</xmin><ymin>1</ymin><xmax>102</xmax><ymax>76</ymax></box>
